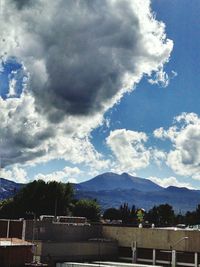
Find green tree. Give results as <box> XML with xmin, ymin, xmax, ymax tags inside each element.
<box><xmin>103</xmin><ymin>208</ymin><xmax>121</xmax><ymax>221</ymax></box>
<box><xmin>146</xmin><ymin>206</ymin><xmax>159</xmax><ymax>225</ymax></box>
<box><xmin>174</xmin><ymin>211</ymin><xmax>185</xmax><ymax>225</ymax></box>
<box><xmin>184</xmin><ymin>205</ymin><xmax>200</xmax><ymax>225</ymax></box>
<box><xmin>73</xmin><ymin>199</ymin><xmax>100</xmax><ymax>222</ymax></box>
<box><xmin>120</xmin><ymin>203</ymin><xmax>130</xmax><ymax>224</ymax></box>
<box><xmin>119</xmin><ymin>203</ymin><xmax>137</xmax><ymax>224</ymax></box>
<box><xmin>195</xmin><ymin>204</ymin><xmax>200</xmax><ymax>224</ymax></box>
<box><xmin>0</xmin><ymin>180</ymin><xmax>74</xmax><ymax>219</ymax></box>
<box><xmin>147</xmin><ymin>204</ymin><xmax>175</xmax><ymax>226</ymax></box>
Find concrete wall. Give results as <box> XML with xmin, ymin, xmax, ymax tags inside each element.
<box><xmin>102</xmin><ymin>225</ymin><xmax>200</xmax><ymax>252</ymax></box>
<box><xmin>25</xmin><ymin>221</ymin><xmax>102</xmax><ymax>242</ymax></box>
<box><xmin>0</xmin><ymin>220</ymin><xmax>102</xmax><ymax>243</ymax></box>
<box><xmin>35</xmin><ymin>241</ymin><xmax>118</xmax><ymax>264</ymax></box>
<box><xmin>3</xmin><ymin>219</ymin><xmax>200</xmax><ymax>254</ymax></box>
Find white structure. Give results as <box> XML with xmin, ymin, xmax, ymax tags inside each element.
<box><xmin>56</xmin><ymin>262</ymin><xmax>163</xmax><ymax>267</ymax></box>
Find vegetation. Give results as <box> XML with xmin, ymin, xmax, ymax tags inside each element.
<box><xmin>146</xmin><ymin>204</ymin><xmax>175</xmax><ymax>226</ymax></box>
<box><xmin>73</xmin><ymin>199</ymin><xmax>101</xmax><ymax>222</ymax></box>
<box><xmin>103</xmin><ymin>203</ymin><xmax>200</xmax><ymax>227</ymax></box>
<box><xmin>103</xmin><ymin>204</ymin><xmax>137</xmax><ymax>224</ymax></box>
<box><xmin>103</xmin><ymin>208</ymin><xmax>121</xmax><ymax>221</ymax></box>
<box><xmin>0</xmin><ymin>180</ymin><xmax>101</xmax><ymax>222</ymax></box>
<box><xmin>2</xmin><ymin>180</ymin><xmax>200</xmax><ymax>226</ymax></box>
<box><xmin>0</xmin><ymin>180</ymin><xmax>73</xmax><ymax>219</ymax></box>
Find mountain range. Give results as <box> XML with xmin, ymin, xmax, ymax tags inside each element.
<box><xmin>0</xmin><ymin>178</ymin><xmax>23</xmax><ymax>200</ymax></box>
<box><xmin>0</xmin><ymin>172</ymin><xmax>200</xmax><ymax>213</ymax></box>
<box><xmin>75</xmin><ymin>172</ymin><xmax>200</xmax><ymax>213</ymax></box>
<box><xmin>77</xmin><ymin>172</ymin><xmax>162</xmax><ymax>192</ymax></box>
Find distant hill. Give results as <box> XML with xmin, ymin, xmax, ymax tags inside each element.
<box><xmin>1</xmin><ymin>173</ymin><xmax>200</xmax><ymax>213</ymax></box>
<box><xmin>75</xmin><ymin>172</ymin><xmax>200</xmax><ymax>213</ymax></box>
<box><xmin>78</xmin><ymin>172</ymin><xmax>162</xmax><ymax>192</ymax></box>
<box><xmin>0</xmin><ymin>178</ymin><xmax>23</xmax><ymax>200</ymax></box>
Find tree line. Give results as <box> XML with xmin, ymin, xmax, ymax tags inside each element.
<box><xmin>1</xmin><ymin>180</ymin><xmax>200</xmax><ymax>226</ymax></box>
<box><xmin>0</xmin><ymin>180</ymin><xmax>100</xmax><ymax>222</ymax></box>
<box><xmin>103</xmin><ymin>203</ymin><xmax>200</xmax><ymax>226</ymax></box>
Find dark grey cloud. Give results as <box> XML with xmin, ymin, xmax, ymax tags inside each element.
<box><xmin>0</xmin><ymin>0</ymin><xmax>173</xmax><ymax>167</ymax></box>
<box><xmin>0</xmin><ymin>121</ymin><xmax>55</xmax><ymax>167</ymax></box>
<box><xmin>27</xmin><ymin>0</ymin><xmax>141</xmax><ymax>120</ymax></box>
<box><xmin>11</xmin><ymin>0</ymin><xmax>33</xmax><ymax>9</ymax></box>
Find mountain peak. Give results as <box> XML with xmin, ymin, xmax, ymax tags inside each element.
<box><xmin>78</xmin><ymin>172</ymin><xmax>163</xmax><ymax>192</ymax></box>
<box><xmin>121</xmin><ymin>172</ymin><xmax>129</xmax><ymax>176</ymax></box>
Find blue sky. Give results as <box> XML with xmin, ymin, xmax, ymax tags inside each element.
<box><xmin>91</xmin><ymin>0</ymin><xmax>200</xmax><ymax>188</ymax></box>
<box><xmin>1</xmin><ymin>0</ymin><xmax>200</xmax><ymax>189</ymax></box>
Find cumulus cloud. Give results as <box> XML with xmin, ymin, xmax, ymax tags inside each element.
<box><xmin>0</xmin><ymin>0</ymin><xmax>173</xmax><ymax>170</ymax></box>
<box><xmin>106</xmin><ymin>129</ymin><xmax>151</xmax><ymax>172</ymax></box>
<box><xmin>149</xmin><ymin>176</ymin><xmax>193</xmax><ymax>189</ymax></box>
<box><xmin>106</xmin><ymin>128</ymin><xmax>169</xmax><ymax>172</ymax></box>
<box><xmin>153</xmin><ymin>126</ymin><xmax>178</xmax><ymax>141</ymax></box>
<box><xmin>34</xmin><ymin>166</ymin><xmax>81</xmax><ymax>183</ymax></box>
<box><xmin>154</xmin><ymin>112</ymin><xmax>200</xmax><ymax>179</ymax></box>
<box><xmin>0</xmin><ymin>165</ymin><xmax>28</xmax><ymax>183</ymax></box>
<box><xmin>2</xmin><ymin>0</ymin><xmax>173</xmax><ymax>118</ymax></box>
<box><xmin>148</xmin><ymin>68</ymin><xmax>177</xmax><ymax>87</ymax></box>
<box><xmin>0</xmin><ymin>94</ymin><xmax>110</xmax><ymax>169</ymax></box>
<box><xmin>152</xmin><ymin>149</ymin><xmax>167</xmax><ymax>166</ymax></box>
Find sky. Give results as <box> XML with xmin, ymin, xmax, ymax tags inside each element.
<box><xmin>0</xmin><ymin>0</ymin><xmax>200</xmax><ymax>189</ymax></box>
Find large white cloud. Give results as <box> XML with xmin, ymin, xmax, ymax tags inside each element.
<box><xmin>106</xmin><ymin>129</ymin><xmax>151</xmax><ymax>172</ymax></box>
<box><xmin>0</xmin><ymin>0</ymin><xmax>173</xmax><ymax>170</ymax></box>
<box><xmin>0</xmin><ymin>93</ymin><xmax>110</xmax><ymax>169</ymax></box>
<box><xmin>34</xmin><ymin>166</ymin><xmax>81</xmax><ymax>183</ymax></box>
<box><xmin>154</xmin><ymin>113</ymin><xmax>200</xmax><ymax>179</ymax></box>
<box><xmin>149</xmin><ymin>176</ymin><xmax>193</xmax><ymax>189</ymax></box>
<box><xmin>0</xmin><ymin>165</ymin><xmax>28</xmax><ymax>183</ymax></box>
<box><xmin>106</xmin><ymin>128</ymin><xmax>168</xmax><ymax>173</ymax></box>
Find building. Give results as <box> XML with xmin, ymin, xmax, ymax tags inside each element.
<box><xmin>0</xmin><ymin>219</ymin><xmax>118</xmax><ymax>265</ymax></box>
<box><xmin>2</xmin><ymin>219</ymin><xmax>200</xmax><ymax>266</ymax></box>
<box><xmin>102</xmin><ymin>225</ymin><xmax>200</xmax><ymax>267</ymax></box>
<box><xmin>0</xmin><ymin>238</ymin><xmax>34</xmax><ymax>267</ymax></box>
